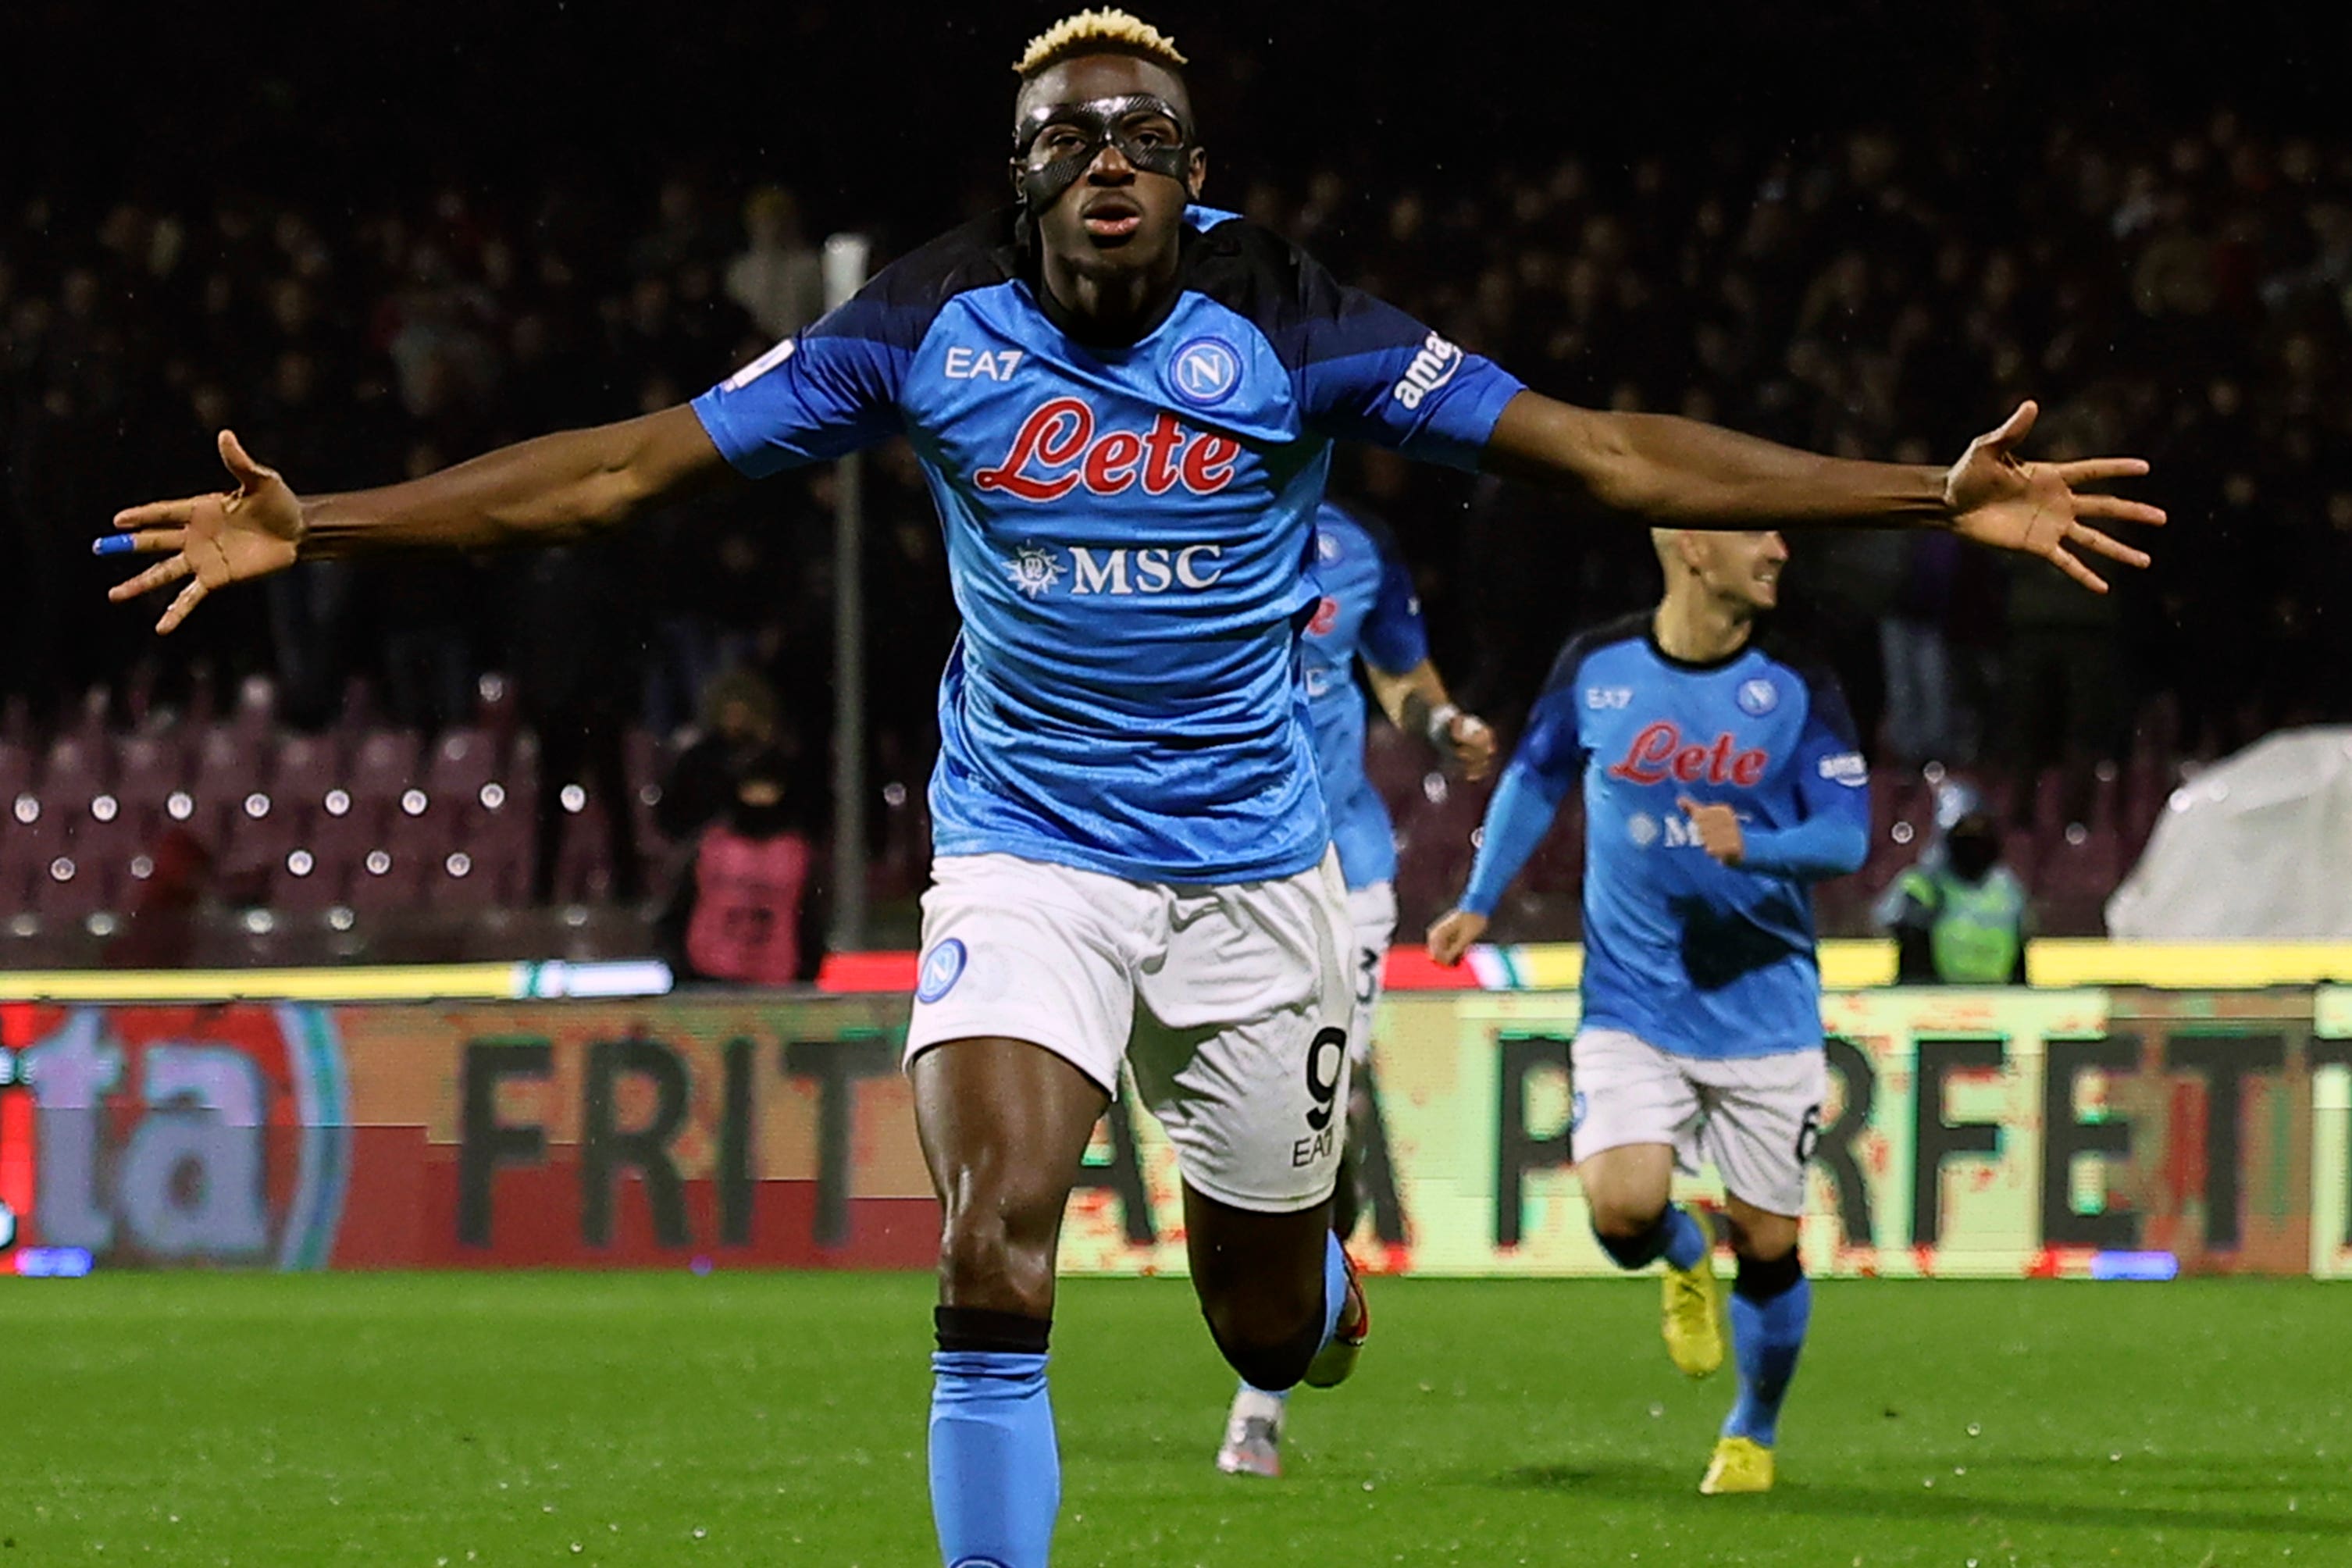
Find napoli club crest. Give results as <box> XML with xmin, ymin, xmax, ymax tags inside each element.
<box><xmin>916</xmin><ymin>939</ymin><xmax>968</xmax><ymax>1003</ymax></box>
<box><xmin>1737</xmin><ymin>678</ymin><xmax>1779</xmax><ymax>716</ymax></box>
<box><xmin>1165</xmin><ymin>336</ymin><xmax>1242</xmax><ymax>407</ymax></box>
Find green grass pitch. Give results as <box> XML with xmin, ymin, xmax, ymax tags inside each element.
<box><xmin>3</xmin><ymin>1273</ymin><xmax>2343</xmax><ymax>1565</ymax></box>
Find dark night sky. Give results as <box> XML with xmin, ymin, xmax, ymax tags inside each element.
<box><xmin>9</xmin><ymin>1</ymin><xmax>2347</xmax><ymax>237</ymax></box>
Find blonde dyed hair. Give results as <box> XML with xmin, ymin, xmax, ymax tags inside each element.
<box><xmin>1013</xmin><ymin>9</ymin><xmax>1187</xmax><ymax>77</ymax></box>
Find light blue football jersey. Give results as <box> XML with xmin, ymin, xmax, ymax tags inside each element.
<box><xmin>1462</xmin><ymin>615</ymin><xmax>1871</xmax><ymax>1058</ymax></box>
<box><xmin>1300</xmin><ymin>503</ymin><xmax>1428</xmax><ymax>890</ymax></box>
<box><xmin>692</xmin><ymin>206</ymin><xmax>1522</xmax><ymax>884</ymax></box>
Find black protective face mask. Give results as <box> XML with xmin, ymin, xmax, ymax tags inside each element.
<box><xmin>1013</xmin><ymin>93</ymin><xmax>1196</xmax><ymax>214</ymax></box>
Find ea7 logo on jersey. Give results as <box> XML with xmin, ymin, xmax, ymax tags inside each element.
<box><xmin>1585</xmin><ymin>686</ymin><xmax>1634</xmax><ymax>710</ymax></box>
<box><xmin>944</xmin><ymin>347</ymin><xmax>1025</xmax><ymax>380</ymax></box>
<box><xmin>1818</xmin><ymin>752</ymin><xmax>1868</xmax><ymax>786</ymax></box>
<box><xmin>1391</xmin><ymin>332</ymin><xmax>1464</xmax><ymax>410</ymax></box>
<box><xmin>975</xmin><ymin>397</ymin><xmax>1242</xmax><ymax>502</ymax></box>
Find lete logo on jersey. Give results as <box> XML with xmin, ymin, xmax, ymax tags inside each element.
<box><xmin>1605</xmin><ymin>720</ymin><xmax>1770</xmax><ymax>786</ymax></box>
<box><xmin>975</xmin><ymin>398</ymin><xmax>1241</xmax><ymax>502</ymax></box>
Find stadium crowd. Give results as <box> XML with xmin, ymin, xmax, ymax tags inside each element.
<box><xmin>3</xmin><ymin>88</ymin><xmax>2348</xmax><ymax>945</ymax></box>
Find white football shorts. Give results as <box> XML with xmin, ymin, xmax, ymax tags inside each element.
<box><xmin>905</xmin><ymin>850</ymin><xmax>1355</xmax><ymax>1213</ymax></box>
<box><xmin>1570</xmin><ymin>1027</ymin><xmax>1825</xmax><ymax>1218</ymax></box>
<box><xmin>1343</xmin><ymin>879</ymin><xmax>1397</xmax><ymax>1067</ymax></box>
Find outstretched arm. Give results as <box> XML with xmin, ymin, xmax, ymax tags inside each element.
<box><xmin>1481</xmin><ymin>393</ymin><xmax>2164</xmax><ymax>593</ymax></box>
<box><xmin>104</xmin><ymin>408</ymin><xmax>729</xmax><ymax>633</ymax></box>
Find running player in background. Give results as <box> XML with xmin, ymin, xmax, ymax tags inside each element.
<box><xmin>1428</xmin><ymin>529</ymin><xmax>1867</xmax><ymax>1495</ymax></box>
<box><xmin>1216</xmin><ymin>498</ymin><xmax>1495</xmax><ymax>1480</ymax></box>
<box><xmin>102</xmin><ymin>9</ymin><xmax>2158</xmax><ymax>1561</ymax></box>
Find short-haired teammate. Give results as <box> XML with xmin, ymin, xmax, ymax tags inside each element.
<box><xmin>1429</xmin><ymin>529</ymin><xmax>1869</xmax><ymax>1495</ymax></box>
<box><xmin>1216</xmin><ymin>498</ymin><xmax>1495</xmax><ymax>1480</ymax></box>
<box><xmin>102</xmin><ymin>10</ymin><xmax>2159</xmax><ymax>1562</ymax></box>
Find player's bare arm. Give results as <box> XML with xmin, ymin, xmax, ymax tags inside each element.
<box><xmin>1481</xmin><ymin>391</ymin><xmax>2165</xmax><ymax>593</ymax></box>
<box><xmin>1367</xmin><ymin>661</ymin><xmax>1496</xmax><ymax>780</ymax></box>
<box><xmin>102</xmin><ymin>406</ymin><xmax>729</xmax><ymax>633</ymax></box>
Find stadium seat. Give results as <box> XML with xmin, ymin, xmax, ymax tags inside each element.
<box><xmin>43</xmin><ymin>734</ymin><xmax>113</xmax><ymax>799</ymax></box>
<box><xmin>343</xmin><ymin>837</ymin><xmax>432</xmax><ymax>913</ymax></box>
<box><xmin>116</xmin><ymin>732</ymin><xmax>189</xmax><ymax>815</ymax></box>
<box><xmin>1392</xmin><ymin>772</ymin><xmax>1495</xmax><ymax>928</ymax></box>
<box><xmin>1363</xmin><ymin>725</ymin><xmax>1424</xmax><ymax>821</ymax></box>
<box><xmin>269</xmin><ymin>732</ymin><xmax>347</xmax><ymax>817</ymax></box>
<box><xmin>269</xmin><ymin>835</ymin><xmax>352</xmax><ymax>914</ymax></box>
<box><xmin>451</xmin><ymin>800</ymin><xmax>534</xmax><ymax>907</ymax></box>
<box><xmin>426</xmin><ymin>727</ymin><xmax>500</xmax><ymax>800</ymax></box>
<box><xmin>472</xmin><ymin>672</ymin><xmax>521</xmax><ymax>765</ymax></box>
<box><xmin>1520</xmin><ymin>800</ymin><xmax>1586</xmax><ymax>894</ymax></box>
<box><xmin>351</xmin><ymin>729</ymin><xmax>425</xmax><ymax>816</ymax></box>
<box><xmin>0</xmin><ymin>739</ymin><xmax>34</xmax><ymax>804</ymax></box>
<box><xmin>548</xmin><ymin>797</ymin><xmax>619</xmax><ymax>903</ymax></box>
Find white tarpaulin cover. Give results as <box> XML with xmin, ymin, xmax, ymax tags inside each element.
<box><xmin>2107</xmin><ymin>727</ymin><xmax>2352</xmax><ymax>939</ymax></box>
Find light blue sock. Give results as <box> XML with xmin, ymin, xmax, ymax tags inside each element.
<box><xmin>1320</xmin><ymin>1231</ymin><xmax>1350</xmax><ymax>1347</ymax></box>
<box><xmin>1723</xmin><ymin>1275</ymin><xmax>1811</xmax><ymax>1447</ymax></box>
<box><xmin>929</xmin><ymin>1351</ymin><xmax>1057</xmax><ymax>1567</ymax></box>
<box><xmin>1660</xmin><ymin>1205</ymin><xmax>1709</xmax><ymax>1272</ymax></box>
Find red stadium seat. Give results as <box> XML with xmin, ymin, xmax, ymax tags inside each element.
<box><xmin>343</xmin><ymin>837</ymin><xmax>431</xmax><ymax>913</ymax></box>
<box><xmin>34</xmin><ymin>842</ymin><xmax>112</xmax><ymax>925</ymax></box>
<box><xmin>269</xmin><ymin>732</ymin><xmax>347</xmax><ymax>822</ymax></box>
<box><xmin>0</xmin><ymin>739</ymin><xmax>34</xmax><ymax>805</ymax></box>
<box><xmin>426</xmin><ymin>727</ymin><xmax>500</xmax><ymax>800</ymax></box>
<box><xmin>1363</xmin><ymin>725</ymin><xmax>1425</xmax><ymax>821</ymax></box>
<box><xmin>351</xmin><ymin>729</ymin><xmax>425</xmax><ymax>815</ymax></box>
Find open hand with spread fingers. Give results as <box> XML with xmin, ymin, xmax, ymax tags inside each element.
<box><xmin>101</xmin><ymin>430</ymin><xmax>304</xmax><ymax>634</ymax></box>
<box><xmin>1944</xmin><ymin>401</ymin><xmax>2165</xmax><ymax>593</ymax></box>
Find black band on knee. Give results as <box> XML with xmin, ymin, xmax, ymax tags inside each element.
<box><xmin>1206</xmin><ymin>1305</ymin><xmax>1325</xmax><ymax>1394</ymax></box>
<box><xmin>1593</xmin><ymin>1206</ymin><xmax>1675</xmax><ymax>1271</ymax></box>
<box><xmin>1733</xmin><ymin>1249</ymin><xmax>1803</xmax><ymax>1304</ymax></box>
<box><xmin>935</xmin><ymin>1306</ymin><xmax>1051</xmax><ymax>1355</ymax></box>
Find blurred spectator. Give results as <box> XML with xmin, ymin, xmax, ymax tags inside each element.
<box><xmin>662</xmin><ymin>747</ymin><xmax>826</xmax><ymax>986</ymax></box>
<box><xmin>656</xmin><ymin>668</ymin><xmax>783</xmax><ymax>843</ymax></box>
<box><xmin>725</xmin><ymin>186</ymin><xmax>825</xmax><ymax>344</ymax></box>
<box><xmin>1880</xmin><ymin>794</ymin><xmax>2033</xmax><ymax>984</ymax></box>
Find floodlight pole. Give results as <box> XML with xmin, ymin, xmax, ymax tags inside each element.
<box><xmin>823</xmin><ymin>233</ymin><xmax>872</xmax><ymax>954</ymax></box>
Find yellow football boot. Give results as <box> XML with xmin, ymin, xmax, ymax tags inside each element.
<box><xmin>1699</xmin><ymin>1435</ymin><xmax>1775</xmax><ymax>1495</ymax></box>
<box><xmin>1660</xmin><ymin>1207</ymin><xmax>1726</xmax><ymax>1379</ymax></box>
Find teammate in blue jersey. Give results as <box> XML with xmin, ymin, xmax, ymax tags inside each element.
<box><xmin>1429</xmin><ymin>529</ymin><xmax>1869</xmax><ymax>1495</ymax></box>
<box><xmin>1215</xmin><ymin>500</ymin><xmax>1495</xmax><ymax>1479</ymax></box>
<box><xmin>103</xmin><ymin>9</ymin><xmax>2160</xmax><ymax>1560</ymax></box>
